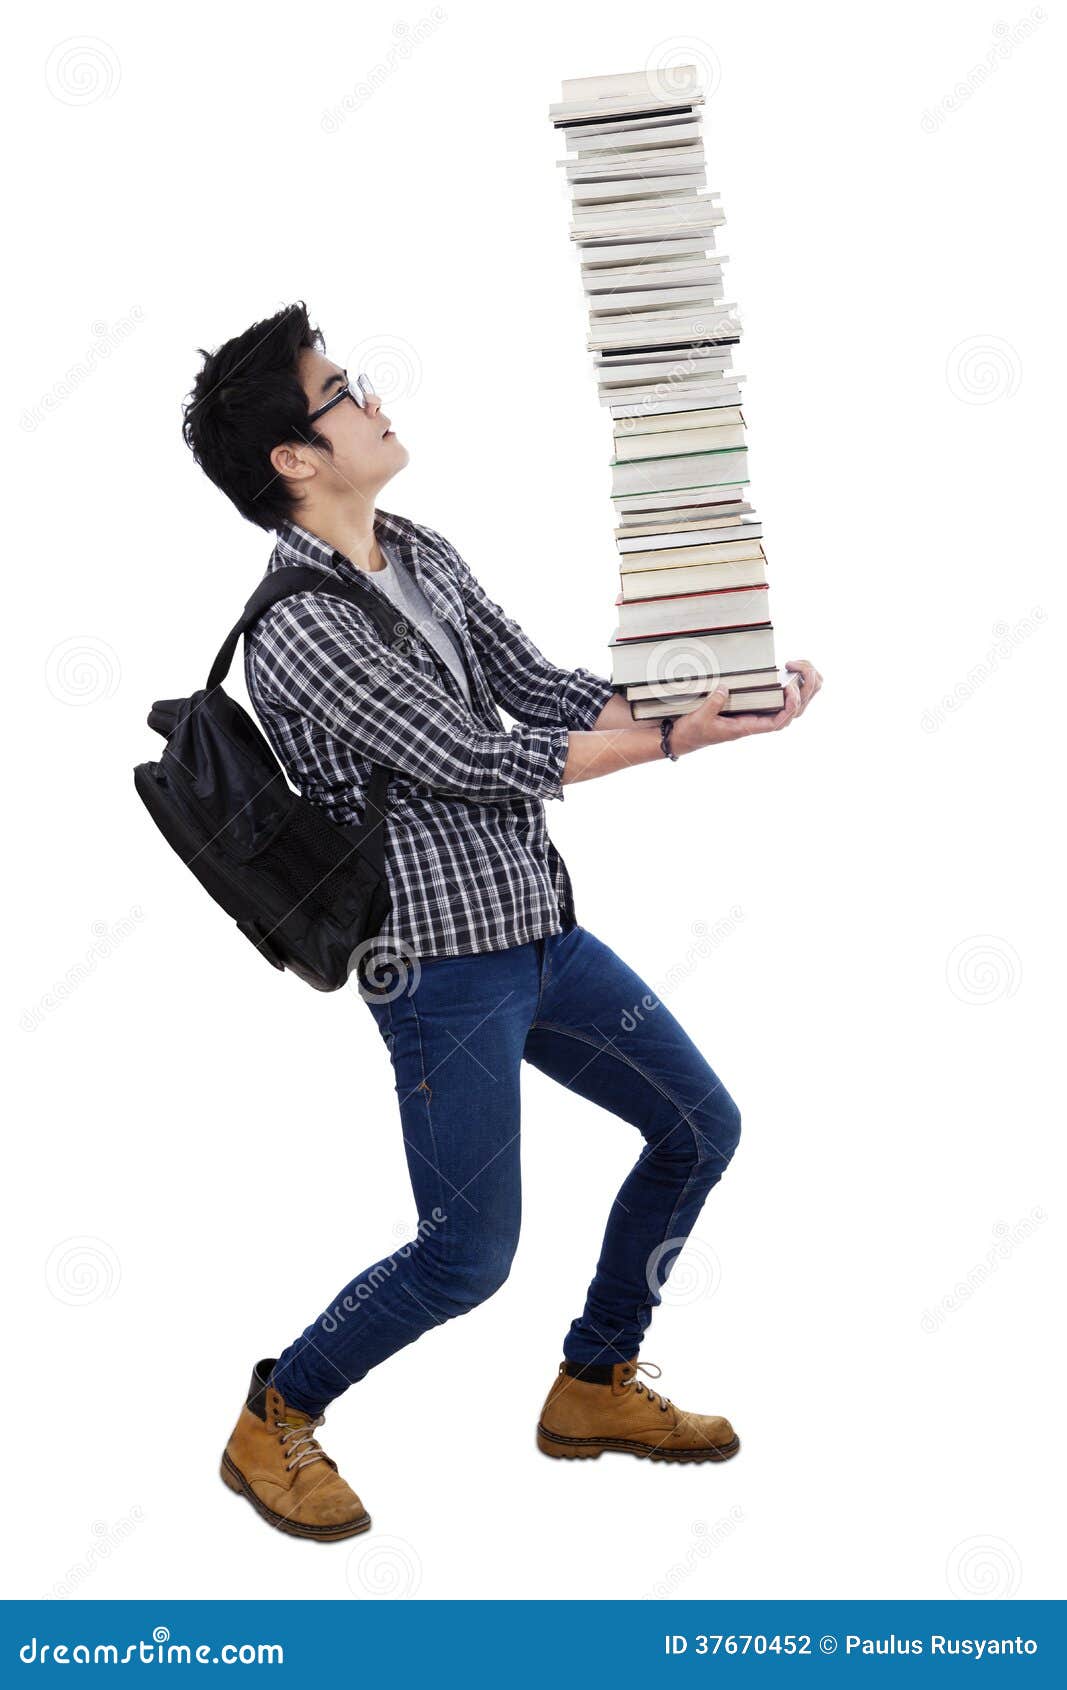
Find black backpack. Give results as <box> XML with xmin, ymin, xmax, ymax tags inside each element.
<box><xmin>133</xmin><ymin>565</ymin><xmax>402</xmax><ymax>993</ymax></box>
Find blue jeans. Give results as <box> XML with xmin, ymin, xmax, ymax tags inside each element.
<box><xmin>271</xmin><ymin>922</ymin><xmax>742</xmax><ymax>1417</ymax></box>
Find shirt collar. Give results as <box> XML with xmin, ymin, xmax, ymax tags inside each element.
<box><xmin>270</xmin><ymin>508</ymin><xmax>417</xmax><ymax>577</ymax></box>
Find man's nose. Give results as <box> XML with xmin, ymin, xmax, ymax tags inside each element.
<box><xmin>363</xmin><ymin>390</ymin><xmax>382</xmax><ymax>416</ymax></box>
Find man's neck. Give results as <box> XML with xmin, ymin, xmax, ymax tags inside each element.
<box><xmin>295</xmin><ymin>504</ymin><xmax>385</xmax><ymax>573</ymax></box>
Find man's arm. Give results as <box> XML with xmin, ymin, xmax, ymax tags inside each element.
<box><xmin>250</xmin><ymin>594</ymin><xmax>572</xmax><ymax>802</ymax></box>
<box><xmin>424</xmin><ymin>527</ymin><xmax>618</xmax><ymax>731</ymax></box>
<box><xmin>588</xmin><ymin>690</ymin><xmax>649</xmax><ymax>731</ymax></box>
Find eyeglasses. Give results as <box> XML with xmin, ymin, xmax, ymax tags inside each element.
<box><xmin>307</xmin><ymin>371</ymin><xmax>377</xmax><ymax>425</ymax></box>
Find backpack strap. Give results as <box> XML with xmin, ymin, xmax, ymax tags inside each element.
<box><xmin>207</xmin><ymin>563</ymin><xmax>404</xmax><ymax>691</ymax></box>
<box><xmin>207</xmin><ymin>564</ymin><xmax>405</xmax><ymax>846</ymax></box>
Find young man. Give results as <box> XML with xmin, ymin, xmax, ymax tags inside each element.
<box><xmin>182</xmin><ymin>303</ymin><xmax>821</xmax><ymax>1543</ymax></box>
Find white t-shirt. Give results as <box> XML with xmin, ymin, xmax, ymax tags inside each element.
<box><xmin>372</xmin><ymin>536</ymin><xmax>473</xmax><ymax>707</ymax></box>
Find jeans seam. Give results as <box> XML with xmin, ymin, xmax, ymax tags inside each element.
<box><xmin>532</xmin><ymin>940</ymin><xmax>548</xmax><ymax>1023</ymax></box>
<box><xmin>404</xmin><ymin>994</ymin><xmax>448</xmax><ymax>1217</ymax></box>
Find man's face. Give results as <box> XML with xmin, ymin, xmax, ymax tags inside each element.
<box><xmin>297</xmin><ymin>346</ymin><xmax>409</xmax><ymax>500</ymax></box>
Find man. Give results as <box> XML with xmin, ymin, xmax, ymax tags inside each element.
<box><xmin>182</xmin><ymin>303</ymin><xmax>821</xmax><ymax>1543</ymax></box>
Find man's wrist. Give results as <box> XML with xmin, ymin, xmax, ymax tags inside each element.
<box><xmin>666</xmin><ymin>712</ymin><xmax>694</xmax><ymax>757</ymax></box>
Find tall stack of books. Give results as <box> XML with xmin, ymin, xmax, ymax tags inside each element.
<box><xmin>550</xmin><ymin>67</ymin><xmax>789</xmax><ymax>720</ymax></box>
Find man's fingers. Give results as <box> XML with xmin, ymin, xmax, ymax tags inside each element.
<box><xmin>784</xmin><ymin>660</ymin><xmax>821</xmax><ymax>715</ymax></box>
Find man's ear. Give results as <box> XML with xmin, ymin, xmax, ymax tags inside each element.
<box><xmin>269</xmin><ymin>441</ymin><xmax>317</xmax><ymax>486</ymax></box>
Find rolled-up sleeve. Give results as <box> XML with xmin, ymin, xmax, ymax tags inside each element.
<box><xmin>249</xmin><ymin>594</ymin><xmax>571</xmax><ymax>803</ymax></box>
<box><xmin>422</xmin><ymin>527</ymin><xmax>617</xmax><ymax>731</ymax></box>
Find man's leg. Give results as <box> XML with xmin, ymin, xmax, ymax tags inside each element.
<box><xmin>523</xmin><ymin>923</ymin><xmax>742</xmax><ymax>1462</ymax></box>
<box><xmin>269</xmin><ymin>940</ymin><xmax>541</xmax><ymax>1416</ymax></box>
<box><xmin>523</xmin><ymin>923</ymin><xmax>742</xmax><ymax>1363</ymax></box>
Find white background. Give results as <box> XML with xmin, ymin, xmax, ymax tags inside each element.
<box><xmin>5</xmin><ymin>0</ymin><xmax>1064</xmax><ymax>1604</ymax></box>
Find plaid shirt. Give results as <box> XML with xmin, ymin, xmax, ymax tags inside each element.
<box><xmin>243</xmin><ymin>510</ymin><xmax>617</xmax><ymax>962</ymax></box>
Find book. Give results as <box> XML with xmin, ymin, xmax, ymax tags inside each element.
<box><xmin>618</xmin><ymin>495</ymin><xmax>754</xmax><ymax>526</ymax></box>
<box><xmin>614</xmin><ymin>406</ymin><xmax>744</xmax><ymax>436</ymax></box>
<box><xmin>620</xmin><ymin>555</ymin><xmax>768</xmax><ymax>601</ymax></box>
<box><xmin>626</xmin><ymin>667</ymin><xmax>778</xmax><ymax>701</ymax></box>
<box><xmin>614</xmin><ymin>584</ymin><xmax>770</xmax><ymax>639</ymax></box>
<box><xmin>608</xmin><ymin>625</ymin><xmax>778</xmax><ymax>686</ymax></box>
<box><xmin>631</xmin><ymin>678</ymin><xmax>790</xmax><ymax>719</ymax></box>
<box><xmin>613</xmin><ymin>422</ymin><xmax>746</xmax><ymax>459</ymax></box>
<box><xmin>611</xmin><ymin>448</ymin><xmax>749</xmax><ymax>498</ymax></box>
<box><xmin>617</xmin><ymin>513</ymin><xmax>760</xmax><ymax>542</ymax></box>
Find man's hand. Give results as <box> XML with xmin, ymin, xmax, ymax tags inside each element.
<box><xmin>672</xmin><ymin>659</ymin><xmax>823</xmax><ymax>753</ymax></box>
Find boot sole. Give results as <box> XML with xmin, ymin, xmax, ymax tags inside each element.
<box><xmin>536</xmin><ymin>1424</ymin><xmax>741</xmax><ymax>1463</ymax></box>
<box><xmin>220</xmin><ymin>1451</ymin><xmax>372</xmax><ymax>1542</ymax></box>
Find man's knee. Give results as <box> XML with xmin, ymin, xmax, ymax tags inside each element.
<box><xmin>411</xmin><ymin>1233</ymin><xmax>517</xmax><ymax>1319</ymax></box>
<box><xmin>690</xmin><ymin>1089</ymin><xmax>742</xmax><ymax>1175</ymax></box>
<box><xmin>715</xmin><ymin>1093</ymin><xmax>742</xmax><ymax>1163</ymax></box>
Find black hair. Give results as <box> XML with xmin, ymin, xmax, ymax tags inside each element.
<box><xmin>181</xmin><ymin>302</ymin><xmax>329</xmax><ymax>531</ymax></box>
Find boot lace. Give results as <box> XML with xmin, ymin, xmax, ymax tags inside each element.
<box><xmin>627</xmin><ymin>1361</ymin><xmax>672</xmax><ymax>1414</ymax></box>
<box><xmin>277</xmin><ymin>1413</ymin><xmax>328</xmax><ymax>1473</ymax></box>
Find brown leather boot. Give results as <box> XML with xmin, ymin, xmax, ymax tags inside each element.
<box><xmin>220</xmin><ymin>1359</ymin><xmax>371</xmax><ymax>1541</ymax></box>
<box><xmin>537</xmin><ymin>1358</ymin><xmax>740</xmax><ymax>1463</ymax></box>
